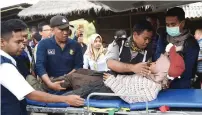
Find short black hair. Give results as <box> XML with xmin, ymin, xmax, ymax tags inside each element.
<box><xmin>1</xmin><ymin>19</ymin><xmax>27</xmax><ymax>40</ymax></box>
<box><xmin>146</xmin><ymin>15</ymin><xmax>158</xmax><ymax>21</ymax></box>
<box><xmin>33</xmin><ymin>32</ymin><xmax>42</xmax><ymax>42</ymax></box>
<box><xmin>133</xmin><ymin>20</ymin><xmax>153</xmax><ymax>35</ymax></box>
<box><xmin>38</xmin><ymin>21</ymin><xmax>49</xmax><ymax>32</ymax></box>
<box><xmin>30</xmin><ymin>26</ymin><xmax>38</xmax><ymax>33</ymax></box>
<box><xmin>166</xmin><ymin>7</ymin><xmax>185</xmax><ymax>21</ymax></box>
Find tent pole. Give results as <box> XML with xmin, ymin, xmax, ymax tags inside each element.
<box><xmin>129</xmin><ymin>12</ymin><xmax>132</xmax><ymax>34</ymax></box>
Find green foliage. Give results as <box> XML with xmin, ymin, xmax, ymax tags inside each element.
<box><xmin>69</xmin><ymin>19</ymin><xmax>96</xmax><ymax>44</ymax></box>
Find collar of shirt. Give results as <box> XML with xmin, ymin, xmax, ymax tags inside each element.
<box><xmin>41</xmin><ymin>37</ymin><xmax>48</xmax><ymax>40</ymax></box>
<box><xmin>130</xmin><ymin>50</ymin><xmax>145</xmax><ymax>60</ymax></box>
<box><xmin>50</xmin><ymin>36</ymin><xmax>72</xmax><ymax>46</ymax></box>
<box><xmin>0</xmin><ymin>50</ymin><xmax>16</xmax><ymax>66</ymax></box>
<box><xmin>198</xmin><ymin>38</ymin><xmax>202</xmax><ymax>43</ymax></box>
<box><xmin>24</xmin><ymin>47</ymin><xmax>32</xmax><ymax>63</ymax></box>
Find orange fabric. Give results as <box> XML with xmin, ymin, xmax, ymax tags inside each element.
<box><xmin>168</xmin><ymin>46</ymin><xmax>185</xmax><ymax>77</ymax></box>
<box><xmin>159</xmin><ymin>105</ymin><xmax>170</xmax><ymax>112</ymax></box>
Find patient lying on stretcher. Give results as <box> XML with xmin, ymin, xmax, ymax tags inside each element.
<box><xmin>103</xmin><ymin>46</ymin><xmax>185</xmax><ymax>104</ymax></box>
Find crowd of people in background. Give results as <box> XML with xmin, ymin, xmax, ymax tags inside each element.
<box><xmin>1</xmin><ymin>6</ymin><xmax>202</xmax><ymax>115</ymax></box>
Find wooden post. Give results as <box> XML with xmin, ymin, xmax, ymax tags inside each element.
<box><xmin>129</xmin><ymin>12</ymin><xmax>132</xmax><ymax>34</ymax></box>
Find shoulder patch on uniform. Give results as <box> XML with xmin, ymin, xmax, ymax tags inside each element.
<box><xmin>69</xmin><ymin>49</ymin><xmax>74</xmax><ymax>55</ymax></box>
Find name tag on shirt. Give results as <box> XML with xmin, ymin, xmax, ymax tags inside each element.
<box><xmin>47</xmin><ymin>49</ymin><xmax>55</xmax><ymax>55</ymax></box>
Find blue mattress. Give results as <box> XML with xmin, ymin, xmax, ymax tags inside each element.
<box><xmin>26</xmin><ymin>89</ymin><xmax>202</xmax><ymax>110</ymax></box>
<box><xmin>129</xmin><ymin>89</ymin><xmax>202</xmax><ymax>110</ymax></box>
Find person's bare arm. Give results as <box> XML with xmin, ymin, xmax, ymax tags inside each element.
<box><xmin>107</xmin><ymin>59</ymin><xmax>134</xmax><ymax>73</ymax></box>
<box><xmin>26</xmin><ymin>90</ymin><xmax>84</xmax><ymax>106</ymax></box>
<box><xmin>106</xmin><ymin>41</ymin><xmax>149</xmax><ymax>75</ymax></box>
<box><xmin>41</xmin><ymin>74</ymin><xmax>52</xmax><ymax>87</ymax></box>
<box><xmin>67</xmin><ymin>69</ymin><xmax>76</xmax><ymax>75</ymax></box>
<box><xmin>107</xmin><ymin>59</ymin><xmax>149</xmax><ymax>75</ymax></box>
<box><xmin>41</xmin><ymin>74</ymin><xmax>66</xmax><ymax>91</ymax></box>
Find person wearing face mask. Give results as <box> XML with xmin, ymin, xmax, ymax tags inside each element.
<box><xmin>154</xmin><ymin>7</ymin><xmax>200</xmax><ymax>89</ymax></box>
<box><xmin>83</xmin><ymin>34</ymin><xmax>107</xmax><ymax>71</ymax></box>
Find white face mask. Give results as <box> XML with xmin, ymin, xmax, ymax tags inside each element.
<box><xmin>166</xmin><ymin>26</ymin><xmax>181</xmax><ymax>37</ymax></box>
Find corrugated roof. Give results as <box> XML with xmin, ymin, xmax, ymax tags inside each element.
<box><xmin>181</xmin><ymin>2</ymin><xmax>202</xmax><ymax>18</ymax></box>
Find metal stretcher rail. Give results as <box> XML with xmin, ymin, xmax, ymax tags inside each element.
<box><xmin>27</xmin><ymin>89</ymin><xmax>202</xmax><ymax>115</ymax></box>
<box><xmin>27</xmin><ymin>105</ymin><xmax>202</xmax><ymax>115</ymax></box>
<box><xmin>86</xmin><ymin>92</ymin><xmax>149</xmax><ymax>114</ymax></box>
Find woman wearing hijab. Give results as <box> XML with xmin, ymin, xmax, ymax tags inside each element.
<box><xmin>83</xmin><ymin>34</ymin><xmax>108</xmax><ymax>71</ymax></box>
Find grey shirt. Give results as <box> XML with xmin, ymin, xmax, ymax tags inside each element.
<box><xmin>105</xmin><ymin>39</ymin><xmax>144</xmax><ymax>62</ymax></box>
<box><xmin>105</xmin><ymin>41</ymin><xmax>120</xmax><ymax>61</ymax></box>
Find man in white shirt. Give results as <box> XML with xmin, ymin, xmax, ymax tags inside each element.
<box><xmin>0</xmin><ymin>19</ymin><xmax>84</xmax><ymax>115</ymax></box>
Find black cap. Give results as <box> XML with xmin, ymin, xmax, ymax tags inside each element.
<box><xmin>50</xmin><ymin>15</ymin><xmax>73</xmax><ymax>29</ymax></box>
<box><xmin>114</xmin><ymin>30</ymin><xmax>127</xmax><ymax>39</ymax></box>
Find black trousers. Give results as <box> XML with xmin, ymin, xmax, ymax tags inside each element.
<box><xmin>196</xmin><ymin>72</ymin><xmax>202</xmax><ymax>87</ymax></box>
<box><xmin>64</xmin><ymin>80</ymin><xmax>121</xmax><ymax>100</ymax></box>
<box><xmin>196</xmin><ymin>72</ymin><xmax>202</xmax><ymax>82</ymax></box>
<box><xmin>191</xmin><ymin>72</ymin><xmax>202</xmax><ymax>89</ymax></box>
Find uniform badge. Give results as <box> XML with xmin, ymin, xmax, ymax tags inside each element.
<box><xmin>47</xmin><ymin>49</ymin><xmax>55</xmax><ymax>55</ymax></box>
<box><xmin>69</xmin><ymin>49</ymin><xmax>74</xmax><ymax>55</ymax></box>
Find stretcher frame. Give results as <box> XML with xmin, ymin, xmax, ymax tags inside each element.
<box><xmin>26</xmin><ymin>92</ymin><xmax>202</xmax><ymax>115</ymax></box>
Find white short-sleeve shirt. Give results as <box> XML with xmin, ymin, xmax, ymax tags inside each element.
<box><xmin>0</xmin><ymin>50</ymin><xmax>35</xmax><ymax>101</ymax></box>
<box><xmin>83</xmin><ymin>54</ymin><xmax>108</xmax><ymax>71</ymax></box>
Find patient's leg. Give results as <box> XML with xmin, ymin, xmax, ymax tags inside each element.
<box><xmin>74</xmin><ymin>68</ymin><xmax>98</xmax><ymax>75</ymax></box>
<box><xmin>63</xmin><ymin>80</ymin><xmax>120</xmax><ymax>100</ymax></box>
<box><xmin>51</xmin><ymin>69</ymin><xmax>103</xmax><ymax>90</ymax></box>
<box><xmin>67</xmin><ymin>73</ymin><xmax>103</xmax><ymax>89</ymax></box>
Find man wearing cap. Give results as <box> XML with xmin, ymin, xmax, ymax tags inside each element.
<box><xmin>35</xmin><ymin>15</ymin><xmax>83</xmax><ymax>91</ymax></box>
<box><xmin>155</xmin><ymin>7</ymin><xmax>199</xmax><ymax>88</ymax></box>
<box><xmin>1</xmin><ymin>19</ymin><xmax>84</xmax><ymax>115</ymax></box>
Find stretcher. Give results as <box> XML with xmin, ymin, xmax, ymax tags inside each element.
<box><xmin>26</xmin><ymin>89</ymin><xmax>202</xmax><ymax>115</ymax></box>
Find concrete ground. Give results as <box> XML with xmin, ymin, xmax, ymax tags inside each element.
<box><xmin>31</xmin><ymin>113</ymin><xmax>66</xmax><ymax>115</ymax></box>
